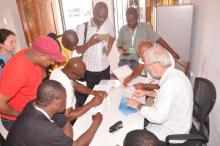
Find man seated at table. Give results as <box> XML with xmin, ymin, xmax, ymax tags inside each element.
<box><xmin>50</xmin><ymin>57</ymin><xmax>107</xmax><ymax>122</ymax></box>
<box><xmin>124</xmin><ymin>40</ymin><xmax>175</xmax><ymax>90</ymax></box>
<box><xmin>5</xmin><ymin>80</ymin><xmax>103</xmax><ymax>146</ymax></box>
<box><xmin>123</xmin><ymin>129</ymin><xmax>159</xmax><ymax>146</ymax></box>
<box><xmin>127</xmin><ymin>46</ymin><xmax>193</xmax><ymax>145</ymax></box>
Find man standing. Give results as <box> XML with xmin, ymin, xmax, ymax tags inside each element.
<box><xmin>127</xmin><ymin>46</ymin><xmax>193</xmax><ymax>145</ymax></box>
<box><xmin>50</xmin><ymin>58</ymin><xmax>107</xmax><ymax>122</ymax></box>
<box><xmin>5</xmin><ymin>80</ymin><xmax>103</xmax><ymax>146</ymax></box>
<box><xmin>117</xmin><ymin>7</ymin><xmax>179</xmax><ymax>69</ymax></box>
<box><xmin>76</xmin><ymin>2</ymin><xmax>115</xmax><ymax>105</ymax></box>
<box><xmin>0</xmin><ymin>36</ymin><xmax>65</xmax><ymax>130</ymax></box>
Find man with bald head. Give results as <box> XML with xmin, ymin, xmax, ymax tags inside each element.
<box><xmin>76</xmin><ymin>2</ymin><xmax>115</xmax><ymax>106</ymax></box>
<box><xmin>48</xmin><ymin>30</ymin><xmax>79</xmax><ymax>72</ymax></box>
<box><xmin>5</xmin><ymin>80</ymin><xmax>103</xmax><ymax>146</ymax></box>
<box><xmin>50</xmin><ymin>57</ymin><xmax>107</xmax><ymax>122</ymax></box>
<box><xmin>127</xmin><ymin>46</ymin><xmax>193</xmax><ymax>145</ymax></box>
<box><xmin>118</xmin><ymin>7</ymin><xmax>179</xmax><ymax>70</ymax></box>
<box><xmin>124</xmin><ymin>41</ymin><xmax>175</xmax><ymax>90</ymax></box>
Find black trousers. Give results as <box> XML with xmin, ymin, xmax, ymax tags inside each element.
<box><xmin>75</xmin><ymin>66</ymin><xmax>110</xmax><ymax>108</ymax></box>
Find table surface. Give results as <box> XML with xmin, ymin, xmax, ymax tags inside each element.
<box><xmin>73</xmin><ymin>80</ymin><xmax>145</xmax><ymax>146</ymax></box>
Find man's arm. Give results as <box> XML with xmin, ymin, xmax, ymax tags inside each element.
<box><xmin>106</xmin><ymin>36</ymin><xmax>115</xmax><ymax>55</ymax></box>
<box><xmin>76</xmin><ymin>34</ymin><xmax>101</xmax><ymax>54</ymax></box>
<box><xmin>156</xmin><ymin>37</ymin><xmax>180</xmax><ymax>60</ymax></box>
<box><xmin>73</xmin><ymin>81</ymin><xmax>107</xmax><ymax>97</ymax></box>
<box><xmin>0</xmin><ymin>94</ymin><xmax>20</xmax><ymax>117</ymax></box>
<box><xmin>65</xmin><ymin>95</ymin><xmax>104</xmax><ymax>121</ymax></box>
<box><xmin>73</xmin><ymin>112</ymin><xmax>102</xmax><ymax>146</ymax></box>
<box><xmin>61</xmin><ymin>121</ymin><xmax>73</xmax><ymax>139</ymax></box>
<box><xmin>124</xmin><ymin>63</ymin><xmax>144</xmax><ymax>85</ymax></box>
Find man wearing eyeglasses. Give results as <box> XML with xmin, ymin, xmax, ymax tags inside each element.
<box><xmin>127</xmin><ymin>46</ymin><xmax>193</xmax><ymax>145</ymax></box>
<box><xmin>49</xmin><ymin>58</ymin><xmax>107</xmax><ymax>123</ymax></box>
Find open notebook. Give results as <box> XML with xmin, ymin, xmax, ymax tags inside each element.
<box><xmin>112</xmin><ymin>65</ymin><xmax>154</xmax><ymax>86</ymax></box>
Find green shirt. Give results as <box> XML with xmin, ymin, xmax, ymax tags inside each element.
<box><xmin>117</xmin><ymin>23</ymin><xmax>160</xmax><ymax>61</ymax></box>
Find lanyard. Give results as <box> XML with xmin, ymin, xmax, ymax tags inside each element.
<box><xmin>130</xmin><ymin>27</ymin><xmax>137</xmax><ymax>47</ymax></box>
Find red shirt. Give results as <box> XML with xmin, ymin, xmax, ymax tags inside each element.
<box><xmin>0</xmin><ymin>49</ymin><xmax>43</xmax><ymax>120</ymax></box>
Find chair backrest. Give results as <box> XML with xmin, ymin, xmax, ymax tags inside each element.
<box><xmin>193</xmin><ymin>77</ymin><xmax>216</xmax><ymax>141</ymax></box>
<box><xmin>176</xmin><ymin>59</ymin><xmax>190</xmax><ymax>75</ymax></box>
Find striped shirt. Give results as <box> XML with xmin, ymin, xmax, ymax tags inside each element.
<box><xmin>77</xmin><ymin>19</ymin><xmax>115</xmax><ymax>72</ymax></box>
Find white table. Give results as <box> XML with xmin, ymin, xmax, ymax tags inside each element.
<box><xmin>73</xmin><ymin>80</ymin><xmax>145</xmax><ymax>146</ymax></box>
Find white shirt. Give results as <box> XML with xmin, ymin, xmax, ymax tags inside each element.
<box><xmin>49</xmin><ymin>68</ymin><xmax>76</xmax><ymax>109</ymax></box>
<box><xmin>34</xmin><ymin>105</ymin><xmax>54</xmax><ymax>122</ymax></box>
<box><xmin>140</xmin><ymin>67</ymin><xmax>193</xmax><ymax>142</ymax></box>
<box><xmin>77</xmin><ymin>19</ymin><xmax>115</xmax><ymax>72</ymax></box>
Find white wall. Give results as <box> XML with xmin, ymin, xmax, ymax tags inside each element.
<box><xmin>0</xmin><ymin>0</ymin><xmax>27</xmax><ymax>49</ymax></box>
<box><xmin>190</xmin><ymin>0</ymin><xmax>220</xmax><ymax>145</ymax></box>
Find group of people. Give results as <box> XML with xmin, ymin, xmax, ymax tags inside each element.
<box><xmin>0</xmin><ymin>1</ymin><xmax>193</xmax><ymax>146</ymax></box>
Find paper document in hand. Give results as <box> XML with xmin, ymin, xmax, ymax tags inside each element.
<box><xmin>86</xmin><ymin>85</ymin><xmax>112</xmax><ymax>114</ymax></box>
<box><xmin>128</xmin><ymin>76</ymin><xmax>154</xmax><ymax>86</ymax></box>
<box><xmin>112</xmin><ymin>65</ymin><xmax>132</xmax><ymax>83</ymax></box>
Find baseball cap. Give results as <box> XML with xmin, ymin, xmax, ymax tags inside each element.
<box><xmin>32</xmin><ymin>36</ymin><xmax>65</xmax><ymax>62</ymax></box>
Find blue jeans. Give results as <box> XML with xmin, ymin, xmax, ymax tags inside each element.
<box><xmin>118</xmin><ymin>59</ymin><xmax>138</xmax><ymax>70</ymax></box>
<box><xmin>1</xmin><ymin>117</ymin><xmax>15</xmax><ymax>131</ymax></box>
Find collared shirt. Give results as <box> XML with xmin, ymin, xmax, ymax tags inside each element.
<box><xmin>49</xmin><ymin>68</ymin><xmax>76</xmax><ymax>109</ymax></box>
<box><xmin>117</xmin><ymin>23</ymin><xmax>160</xmax><ymax>61</ymax></box>
<box><xmin>140</xmin><ymin>67</ymin><xmax>193</xmax><ymax>142</ymax></box>
<box><xmin>77</xmin><ymin>19</ymin><xmax>115</xmax><ymax>72</ymax></box>
<box><xmin>34</xmin><ymin>105</ymin><xmax>54</xmax><ymax>122</ymax></box>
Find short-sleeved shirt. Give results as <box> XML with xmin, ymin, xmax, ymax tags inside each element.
<box><xmin>5</xmin><ymin>102</ymin><xmax>73</xmax><ymax>146</ymax></box>
<box><xmin>0</xmin><ymin>49</ymin><xmax>43</xmax><ymax>120</ymax></box>
<box><xmin>49</xmin><ymin>68</ymin><xmax>76</xmax><ymax>109</ymax></box>
<box><xmin>77</xmin><ymin>19</ymin><xmax>115</xmax><ymax>72</ymax></box>
<box><xmin>117</xmin><ymin>23</ymin><xmax>160</xmax><ymax>61</ymax></box>
<box><xmin>50</xmin><ymin>36</ymin><xmax>73</xmax><ymax>72</ymax></box>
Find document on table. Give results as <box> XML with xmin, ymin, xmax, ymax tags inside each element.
<box><xmin>112</xmin><ymin>65</ymin><xmax>154</xmax><ymax>86</ymax></box>
<box><xmin>86</xmin><ymin>85</ymin><xmax>112</xmax><ymax>114</ymax></box>
<box><xmin>119</xmin><ymin>95</ymin><xmax>145</xmax><ymax>116</ymax></box>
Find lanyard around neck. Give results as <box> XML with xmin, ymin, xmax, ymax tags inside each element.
<box><xmin>130</xmin><ymin>27</ymin><xmax>137</xmax><ymax>47</ymax></box>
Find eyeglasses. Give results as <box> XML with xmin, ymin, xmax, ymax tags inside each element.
<box><xmin>144</xmin><ymin>61</ymin><xmax>158</xmax><ymax>70</ymax></box>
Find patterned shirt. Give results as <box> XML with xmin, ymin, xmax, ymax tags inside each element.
<box><xmin>77</xmin><ymin>19</ymin><xmax>115</xmax><ymax>72</ymax></box>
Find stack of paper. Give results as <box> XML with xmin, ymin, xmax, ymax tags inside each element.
<box><xmin>112</xmin><ymin>65</ymin><xmax>154</xmax><ymax>86</ymax></box>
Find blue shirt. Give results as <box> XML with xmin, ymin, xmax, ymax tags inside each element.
<box><xmin>0</xmin><ymin>51</ymin><xmax>16</xmax><ymax>73</ymax></box>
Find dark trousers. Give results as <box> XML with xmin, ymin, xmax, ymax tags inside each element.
<box><xmin>75</xmin><ymin>66</ymin><xmax>110</xmax><ymax>108</ymax></box>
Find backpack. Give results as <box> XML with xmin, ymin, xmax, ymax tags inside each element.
<box><xmin>83</xmin><ymin>22</ymin><xmax>88</xmax><ymax>44</ymax></box>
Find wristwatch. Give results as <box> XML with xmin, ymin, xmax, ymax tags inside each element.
<box><xmin>137</xmin><ymin>103</ymin><xmax>144</xmax><ymax>111</ymax></box>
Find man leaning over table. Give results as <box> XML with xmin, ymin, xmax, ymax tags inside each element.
<box><xmin>127</xmin><ymin>46</ymin><xmax>193</xmax><ymax>145</ymax></box>
<box><xmin>0</xmin><ymin>36</ymin><xmax>65</xmax><ymax>131</ymax></box>
<box><xmin>117</xmin><ymin>7</ymin><xmax>179</xmax><ymax>70</ymax></box>
<box><xmin>5</xmin><ymin>80</ymin><xmax>103</xmax><ymax>146</ymax></box>
<box><xmin>50</xmin><ymin>57</ymin><xmax>107</xmax><ymax>123</ymax></box>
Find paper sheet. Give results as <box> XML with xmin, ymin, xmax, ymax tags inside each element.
<box><xmin>112</xmin><ymin>65</ymin><xmax>133</xmax><ymax>83</ymax></box>
<box><xmin>86</xmin><ymin>85</ymin><xmax>112</xmax><ymax>114</ymax></box>
<box><xmin>112</xmin><ymin>65</ymin><xmax>155</xmax><ymax>86</ymax></box>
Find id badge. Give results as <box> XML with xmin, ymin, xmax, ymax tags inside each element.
<box><xmin>102</xmin><ymin>46</ymin><xmax>107</xmax><ymax>55</ymax></box>
<box><xmin>128</xmin><ymin>47</ymin><xmax>136</xmax><ymax>54</ymax></box>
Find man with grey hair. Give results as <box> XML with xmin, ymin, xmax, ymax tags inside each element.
<box><xmin>127</xmin><ymin>46</ymin><xmax>193</xmax><ymax>145</ymax></box>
